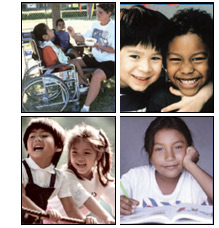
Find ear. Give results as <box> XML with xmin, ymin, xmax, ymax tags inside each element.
<box><xmin>42</xmin><ymin>34</ymin><xmax>48</xmax><ymax>41</ymax></box>
<box><xmin>55</xmin><ymin>146</ymin><xmax>62</xmax><ymax>153</ymax></box>
<box><xmin>96</xmin><ymin>152</ymin><xmax>103</xmax><ymax>161</ymax></box>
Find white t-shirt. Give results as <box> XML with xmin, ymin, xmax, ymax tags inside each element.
<box><xmin>48</xmin><ymin>166</ymin><xmax>115</xmax><ymax>216</ymax></box>
<box><xmin>120</xmin><ymin>166</ymin><xmax>208</xmax><ymax>207</ymax></box>
<box><xmin>83</xmin><ymin>19</ymin><xmax>115</xmax><ymax>62</ymax></box>
<box><xmin>22</xmin><ymin>157</ymin><xmax>71</xmax><ymax>200</ymax></box>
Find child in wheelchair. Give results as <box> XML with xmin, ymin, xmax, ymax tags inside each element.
<box><xmin>33</xmin><ymin>23</ymin><xmax>88</xmax><ymax>86</ymax></box>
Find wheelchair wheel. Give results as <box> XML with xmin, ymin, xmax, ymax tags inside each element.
<box><xmin>22</xmin><ymin>64</ymin><xmax>40</xmax><ymax>84</ymax></box>
<box><xmin>22</xmin><ymin>75</ymin><xmax>69</xmax><ymax>112</ymax></box>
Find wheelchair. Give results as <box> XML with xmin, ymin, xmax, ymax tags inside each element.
<box><xmin>22</xmin><ymin>32</ymin><xmax>89</xmax><ymax>112</ymax></box>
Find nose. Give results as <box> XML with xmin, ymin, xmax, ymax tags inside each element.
<box><xmin>138</xmin><ymin>59</ymin><xmax>152</xmax><ymax>73</ymax></box>
<box><xmin>180</xmin><ymin>61</ymin><xmax>194</xmax><ymax>74</ymax></box>
<box><xmin>34</xmin><ymin>135</ymin><xmax>42</xmax><ymax>142</ymax></box>
<box><xmin>165</xmin><ymin>148</ymin><xmax>175</xmax><ymax>161</ymax></box>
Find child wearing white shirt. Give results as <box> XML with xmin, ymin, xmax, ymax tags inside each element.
<box><xmin>22</xmin><ymin>118</ymin><xmax>97</xmax><ymax>224</ymax></box>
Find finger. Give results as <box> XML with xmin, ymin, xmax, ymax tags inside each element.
<box><xmin>169</xmin><ymin>86</ymin><xmax>183</xmax><ymax>97</ymax></box>
<box><xmin>161</xmin><ymin>102</ymin><xmax>180</xmax><ymax>112</ymax></box>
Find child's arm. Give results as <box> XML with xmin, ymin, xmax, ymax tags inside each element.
<box><xmin>67</xmin><ymin>26</ymin><xmax>85</xmax><ymax>43</ymax></box>
<box><xmin>84</xmin><ymin>196</ymin><xmax>115</xmax><ymax>223</ymax></box>
<box><xmin>120</xmin><ymin>195</ymin><xmax>139</xmax><ymax>215</ymax></box>
<box><xmin>22</xmin><ymin>184</ymin><xmax>62</xmax><ymax>222</ymax></box>
<box><xmin>183</xmin><ymin>147</ymin><xmax>213</xmax><ymax>204</ymax></box>
<box><xmin>60</xmin><ymin>196</ymin><xmax>98</xmax><ymax>224</ymax></box>
<box><xmin>161</xmin><ymin>82</ymin><xmax>213</xmax><ymax>112</ymax></box>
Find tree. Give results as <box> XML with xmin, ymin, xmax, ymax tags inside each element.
<box><xmin>52</xmin><ymin>4</ymin><xmax>61</xmax><ymax>29</ymax></box>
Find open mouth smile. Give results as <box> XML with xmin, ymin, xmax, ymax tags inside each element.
<box><xmin>132</xmin><ymin>74</ymin><xmax>151</xmax><ymax>81</ymax></box>
<box><xmin>175</xmin><ymin>76</ymin><xmax>202</xmax><ymax>86</ymax></box>
<box><xmin>34</xmin><ymin>146</ymin><xmax>44</xmax><ymax>151</ymax></box>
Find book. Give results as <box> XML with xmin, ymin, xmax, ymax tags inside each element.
<box><xmin>120</xmin><ymin>203</ymin><xmax>213</xmax><ymax>224</ymax></box>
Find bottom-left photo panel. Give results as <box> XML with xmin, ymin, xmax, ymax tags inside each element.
<box><xmin>21</xmin><ymin>116</ymin><xmax>115</xmax><ymax>224</ymax></box>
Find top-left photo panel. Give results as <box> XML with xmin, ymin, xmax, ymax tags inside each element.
<box><xmin>22</xmin><ymin>2</ymin><xmax>116</xmax><ymax>113</ymax></box>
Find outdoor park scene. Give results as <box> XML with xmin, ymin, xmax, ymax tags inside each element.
<box><xmin>22</xmin><ymin>3</ymin><xmax>115</xmax><ymax>112</ymax></box>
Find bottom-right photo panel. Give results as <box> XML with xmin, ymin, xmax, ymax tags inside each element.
<box><xmin>120</xmin><ymin>116</ymin><xmax>213</xmax><ymax>224</ymax></box>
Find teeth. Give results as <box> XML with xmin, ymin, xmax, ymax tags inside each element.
<box><xmin>178</xmin><ymin>79</ymin><xmax>198</xmax><ymax>85</ymax></box>
<box><xmin>34</xmin><ymin>146</ymin><xmax>43</xmax><ymax>151</ymax></box>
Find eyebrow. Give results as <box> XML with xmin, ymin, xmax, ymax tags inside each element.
<box><xmin>154</xmin><ymin>140</ymin><xmax>186</xmax><ymax>146</ymax></box>
<box><xmin>127</xmin><ymin>50</ymin><xmax>161</xmax><ymax>55</ymax></box>
<box><xmin>168</xmin><ymin>52</ymin><xmax>208</xmax><ymax>57</ymax></box>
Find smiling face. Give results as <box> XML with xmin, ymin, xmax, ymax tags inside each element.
<box><xmin>150</xmin><ymin>128</ymin><xmax>188</xmax><ymax>182</ymax></box>
<box><xmin>96</xmin><ymin>7</ymin><xmax>111</xmax><ymax>25</ymax></box>
<box><xmin>70</xmin><ymin>139</ymin><xmax>102</xmax><ymax>179</ymax></box>
<box><xmin>27</xmin><ymin>128</ymin><xmax>60</xmax><ymax>167</ymax></box>
<box><xmin>167</xmin><ymin>33</ymin><xmax>210</xmax><ymax>96</ymax></box>
<box><xmin>120</xmin><ymin>44</ymin><xmax>162</xmax><ymax>92</ymax></box>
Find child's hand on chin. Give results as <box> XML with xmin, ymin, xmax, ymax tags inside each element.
<box><xmin>120</xmin><ymin>195</ymin><xmax>139</xmax><ymax>215</ymax></box>
<box><xmin>183</xmin><ymin>146</ymin><xmax>200</xmax><ymax>169</ymax></box>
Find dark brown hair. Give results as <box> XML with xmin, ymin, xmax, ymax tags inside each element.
<box><xmin>144</xmin><ymin>117</ymin><xmax>193</xmax><ymax>161</ymax></box>
<box><xmin>67</xmin><ymin>123</ymin><xmax>114</xmax><ymax>186</ymax></box>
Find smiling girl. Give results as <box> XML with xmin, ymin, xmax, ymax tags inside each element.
<box><xmin>47</xmin><ymin>123</ymin><xmax>115</xmax><ymax>223</ymax></box>
<box><xmin>120</xmin><ymin>117</ymin><xmax>213</xmax><ymax>215</ymax></box>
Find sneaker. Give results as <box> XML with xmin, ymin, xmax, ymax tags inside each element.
<box><xmin>79</xmin><ymin>85</ymin><xmax>89</xmax><ymax>94</ymax></box>
<box><xmin>80</xmin><ymin>107</ymin><xmax>89</xmax><ymax>112</ymax></box>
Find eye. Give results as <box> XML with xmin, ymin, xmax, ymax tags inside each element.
<box><xmin>84</xmin><ymin>151</ymin><xmax>91</xmax><ymax>155</ymax></box>
<box><xmin>169</xmin><ymin>58</ymin><xmax>181</xmax><ymax>62</ymax></box>
<box><xmin>154</xmin><ymin>147</ymin><xmax>164</xmax><ymax>152</ymax></box>
<box><xmin>192</xmin><ymin>57</ymin><xmax>207</xmax><ymax>62</ymax></box>
<box><xmin>129</xmin><ymin>55</ymin><xmax>139</xmax><ymax>59</ymax></box>
<box><xmin>174</xmin><ymin>145</ymin><xmax>183</xmax><ymax>150</ymax></box>
<box><xmin>151</xmin><ymin>56</ymin><xmax>162</xmax><ymax>61</ymax></box>
<box><xmin>71</xmin><ymin>150</ymin><xmax>77</xmax><ymax>155</ymax></box>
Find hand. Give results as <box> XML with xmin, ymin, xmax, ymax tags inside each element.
<box><xmin>67</xmin><ymin>26</ymin><xmax>75</xmax><ymax>37</ymax></box>
<box><xmin>120</xmin><ymin>195</ymin><xmax>139</xmax><ymax>215</ymax></box>
<box><xmin>46</xmin><ymin>209</ymin><xmax>62</xmax><ymax>222</ymax></box>
<box><xmin>161</xmin><ymin>87</ymin><xmax>205</xmax><ymax>112</ymax></box>
<box><xmin>183</xmin><ymin>146</ymin><xmax>200</xmax><ymax>169</ymax></box>
<box><xmin>85</xmin><ymin>216</ymin><xmax>98</xmax><ymax>224</ymax></box>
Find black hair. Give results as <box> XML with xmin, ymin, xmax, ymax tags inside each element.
<box><xmin>144</xmin><ymin>117</ymin><xmax>193</xmax><ymax>160</ymax></box>
<box><xmin>163</xmin><ymin>8</ymin><xmax>213</xmax><ymax>74</ymax></box>
<box><xmin>23</xmin><ymin>118</ymin><xmax>65</xmax><ymax>167</ymax></box>
<box><xmin>120</xmin><ymin>5</ymin><xmax>170</xmax><ymax>50</ymax></box>
<box><xmin>33</xmin><ymin>23</ymin><xmax>48</xmax><ymax>42</ymax></box>
<box><xmin>97</xmin><ymin>3</ymin><xmax>114</xmax><ymax>14</ymax></box>
<box><xmin>56</xmin><ymin>18</ymin><xmax>64</xmax><ymax>27</ymax></box>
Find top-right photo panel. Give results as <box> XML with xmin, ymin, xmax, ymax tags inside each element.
<box><xmin>120</xmin><ymin>3</ymin><xmax>213</xmax><ymax>113</ymax></box>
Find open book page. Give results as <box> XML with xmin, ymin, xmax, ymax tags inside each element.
<box><xmin>120</xmin><ymin>203</ymin><xmax>213</xmax><ymax>224</ymax></box>
<box><xmin>171</xmin><ymin>204</ymin><xmax>213</xmax><ymax>224</ymax></box>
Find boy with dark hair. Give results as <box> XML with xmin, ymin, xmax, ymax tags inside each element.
<box><xmin>120</xmin><ymin>5</ymin><xmax>168</xmax><ymax>112</ymax></box>
<box><xmin>52</xmin><ymin>18</ymin><xmax>79</xmax><ymax>59</ymax></box>
<box><xmin>22</xmin><ymin>118</ymin><xmax>97</xmax><ymax>224</ymax></box>
<box><xmin>148</xmin><ymin>9</ymin><xmax>213</xmax><ymax>112</ymax></box>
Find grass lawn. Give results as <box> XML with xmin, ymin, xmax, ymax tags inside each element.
<box><xmin>64</xmin><ymin>76</ymin><xmax>115</xmax><ymax>112</ymax></box>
